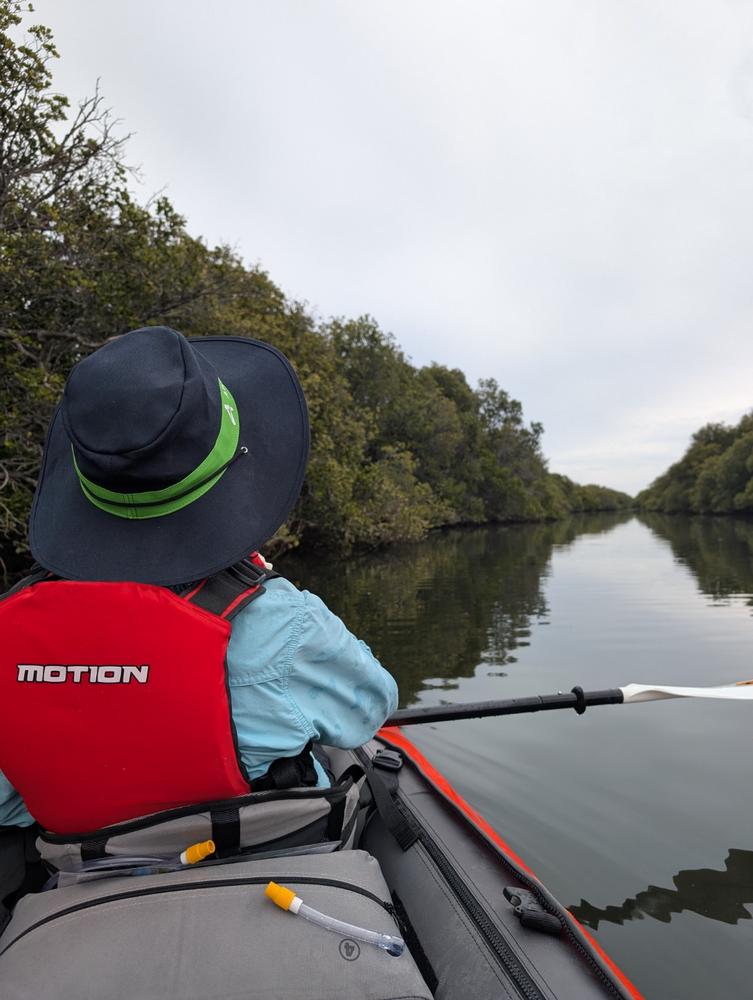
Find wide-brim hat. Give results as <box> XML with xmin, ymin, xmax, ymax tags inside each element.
<box><xmin>29</xmin><ymin>327</ymin><xmax>309</xmax><ymax>585</ymax></box>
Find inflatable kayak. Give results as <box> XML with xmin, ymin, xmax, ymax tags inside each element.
<box><xmin>0</xmin><ymin>729</ymin><xmax>643</xmax><ymax>1000</ymax></box>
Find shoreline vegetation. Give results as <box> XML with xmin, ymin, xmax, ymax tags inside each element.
<box><xmin>637</xmin><ymin>412</ymin><xmax>753</xmax><ymax>516</ymax></box>
<box><xmin>0</xmin><ymin>3</ymin><xmax>630</xmax><ymax>585</ymax></box>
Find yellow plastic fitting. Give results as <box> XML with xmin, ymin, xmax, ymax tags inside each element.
<box><xmin>180</xmin><ymin>839</ymin><xmax>216</xmax><ymax>865</ymax></box>
<box><xmin>265</xmin><ymin>881</ymin><xmax>297</xmax><ymax>911</ymax></box>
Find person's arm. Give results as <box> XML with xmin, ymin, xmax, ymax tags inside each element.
<box><xmin>0</xmin><ymin>771</ymin><xmax>34</xmax><ymax>827</ymax></box>
<box><xmin>288</xmin><ymin>590</ymin><xmax>399</xmax><ymax>749</ymax></box>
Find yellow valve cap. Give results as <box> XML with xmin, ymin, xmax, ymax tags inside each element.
<box><xmin>265</xmin><ymin>881</ymin><xmax>297</xmax><ymax>911</ymax></box>
<box><xmin>182</xmin><ymin>840</ymin><xmax>216</xmax><ymax>865</ymax></box>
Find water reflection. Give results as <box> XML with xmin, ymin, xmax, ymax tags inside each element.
<box><xmin>570</xmin><ymin>849</ymin><xmax>753</xmax><ymax>928</ymax></box>
<box><xmin>282</xmin><ymin>513</ymin><xmax>753</xmax><ymax>999</ymax></box>
<box><xmin>279</xmin><ymin>512</ymin><xmax>632</xmax><ymax>706</ymax></box>
<box><xmin>639</xmin><ymin>513</ymin><xmax>753</xmax><ymax>605</ymax></box>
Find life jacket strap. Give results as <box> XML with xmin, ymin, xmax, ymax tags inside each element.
<box><xmin>183</xmin><ymin>556</ymin><xmax>279</xmax><ymax>620</ymax></box>
<box><xmin>0</xmin><ymin>564</ymin><xmax>52</xmax><ymax>604</ymax></box>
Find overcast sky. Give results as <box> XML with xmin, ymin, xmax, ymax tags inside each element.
<box><xmin>33</xmin><ymin>0</ymin><xmax>753</xmax><ymax>494</ymax></box>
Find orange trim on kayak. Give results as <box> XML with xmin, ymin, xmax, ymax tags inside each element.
<box><xmin>572</xmin><ymin>919</ymin><xmax>645</xmax><ymax>1000</ymax></box>
<box><xmin>377</xmin><ymin>725</ymin><xmax>645</xmax><ymax>1000</ymax></box>
<box><xmin>378</xmin><ymin>726</ymin><xmax>534</xmax><ymax>873</ymax></box>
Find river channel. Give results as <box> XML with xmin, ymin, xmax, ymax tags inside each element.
<box><xmin>279</xmin><ymin>513</ymin><xmax>753</xmax><ymax>1000</ymax></box>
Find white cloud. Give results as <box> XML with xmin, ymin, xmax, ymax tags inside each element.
<box><xmin>32</xmin><ymin>0</ymin><xmax>753</xmax><ymax>496</ymax></box>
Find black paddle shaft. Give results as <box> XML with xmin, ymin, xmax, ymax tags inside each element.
<box><xmin>385</xmin><ymin>687</ymin><xmax>625</xmax><ymax>726</ymax></box>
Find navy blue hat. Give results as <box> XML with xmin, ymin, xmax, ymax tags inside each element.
<box><xmin>29</xmin><ymin>328</ymin><xmax>309</xmax><ymax>585</ymax></box>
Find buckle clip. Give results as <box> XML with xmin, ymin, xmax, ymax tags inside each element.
<box><xmin>503</xmin><ymin>887</ymin><xmax>561</xmax><ymax>936</ymax></box>
<box><xmin>373</xmin><ymin>748</ymin><xmax>403</xmax><ymax>772</ymax></box>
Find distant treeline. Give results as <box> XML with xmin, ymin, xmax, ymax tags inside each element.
<box><xmin>637</xmin><ymin>413</ymin><xmax>753</xmax><ymax>515</ymax></box>
<box><xmin>0</xmin><ymin>3</ymin><xmax>630</xmax><ymax>581</ymax></box>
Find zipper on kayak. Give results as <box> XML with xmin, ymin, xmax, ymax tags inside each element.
<box><xmin>494</xmin><ymin>856</ymin><xmax>626</xmax><ymax>998</ymax></box>
<box><xmin>369</xmin><ymin>743</ymin><xmax>630</xmax><ymax>999</ymax></box>
<box><xmin>414</xmin><ymin>805</ymin><xmax>629</xmax><ymax>999</ymax></box>
<box><xmin>356</xmin><ymin>748</ymin><xmax>546</xmax><ymax>1000</ymax></box>
<box><xmin>0</xmin><ymin>874</ymin><xmax>397</xmax><ymax>958</ymax></box>
<box><xmin>415</xmin><ymin>824</ymin><xmax>547</xmax><ymax>1000</ymax></box>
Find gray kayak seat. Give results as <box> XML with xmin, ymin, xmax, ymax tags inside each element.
<box><xmin>0</xmin><ymin>739</ymin><xmax>639</xmax><ymax>999</ymax></box>
<box><xmin>38</xmin><ymin>766</ymin><xmax>364</xmax><ymax>870</ymax></box>
<box><xmin>0</xmin><ymin>849</ymin><xmax>433</xmax><ymax>1000</ymax></box>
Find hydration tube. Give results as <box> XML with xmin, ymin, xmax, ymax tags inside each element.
<box><xmin>265</xmin><ymin>881</ymin><xmax>405</xmax><ymax>957</ymax></box>
<box><xmin>47</xmin><ymin>839</ymin><xmax>216</xmax><ymax>889</ymax></box>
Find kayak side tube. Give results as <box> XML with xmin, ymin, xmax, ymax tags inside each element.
<box><xmin>358</xmin><ymin>729</ymin><xmax>644</xmax><ymax>1000</ymax></box>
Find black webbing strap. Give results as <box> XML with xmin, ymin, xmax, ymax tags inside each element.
<box><xmin>324</xmin><ymin>764</ymin><xmax>364</xmax><ymax>842</ymax></box>
<box><xmin>210</xmin><ymin>806</ymin><xmax>241</xmax><ymax>857</ymax></box>
<box><xmin>0</xmin><ymin>564</ymin><xmax>52</xmax><ymax>604</ymax></box>
<box><xmin>363</xmin><ymin>762</ymin><xmax>418</xmax><ymax>852</ymax></box>
<box><xmin>80</xmin><ymin>837</ymin><xmax>109</xmax><ymax>862</ymax></box>
<box><xmin>325</xmin><ymin>793</ymin><xmax>348</xmax><ymax>841</ymax></box>
<box><xmin>186</xmin><ymin>558</ymin><xmax>279</xmax><ymax>620</ymax></box>
<box><xmin>253</xmin><ymin>740</ymin><xmax>318</xmax><ymax>792</ymax></box>
<box><xmin>335</xmin><ymin>764</ymin><xmax>365</xmax><ymax>787</ymax></box>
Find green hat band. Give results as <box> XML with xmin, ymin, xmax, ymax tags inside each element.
<box><xmin>73</xmin><ymin>380</ymin><xmax>242</xmax><ymax>520</ymax></box>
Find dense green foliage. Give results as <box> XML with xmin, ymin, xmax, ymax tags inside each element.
<box><xmin>636</xmin><ymin>413</ymin><xmax>753</xmax><ymax>515</ymax></box>
<box><xmin>0</xmin><ymin>3</ymin><xmax>630</xmax><ymax>583</ymax></box>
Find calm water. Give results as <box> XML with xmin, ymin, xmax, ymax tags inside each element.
<box><xmin>280</xmin><ymin>514</ymin><xmax>753</xmax><ymax>1000</ymax></box>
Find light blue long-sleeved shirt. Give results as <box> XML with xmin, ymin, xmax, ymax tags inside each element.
<box><xmin>0</xmin><ymin>577</ymin><xmax>399</xmax><ymax>828</ymax></box>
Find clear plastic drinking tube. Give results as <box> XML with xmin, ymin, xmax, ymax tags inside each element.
<box><xmin>48</xmin><ymin>840</ymin><xmax>216</xmax><ymax>889</ymax></box>
<box><xmin>265</xmin><ymin>881</ymin><xmax>405</xmax><ymax>957</ymax></box>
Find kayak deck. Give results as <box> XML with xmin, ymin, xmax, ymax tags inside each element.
<box><xmin>0</xmin><ymin>733</ymin><xmax>642</xmax><ymax>999</ymax></box>
<box><xmin>358</xmin><ymin>731</ymin><xmax>642</xmax><ymax>1000</ymax></box>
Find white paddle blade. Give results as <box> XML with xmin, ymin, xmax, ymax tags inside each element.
<box><xmin>621</xmin><ymin>681</ymin><xmax>753</xmax><ymax>704</ymax></box>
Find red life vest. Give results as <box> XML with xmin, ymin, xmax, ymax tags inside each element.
<box><xmin>0</xmin><ymin>557</ymin><xmax>274</xmax><ymax>834</ymax></box>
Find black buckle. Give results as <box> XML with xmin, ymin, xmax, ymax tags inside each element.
<box><xmin>503</xmin><ymin>887</ymin><xmax>561</xmax><ymax>935</ymax></box>
<box><xmin>229</xmin><ymin>558</ymin><xmax>266</xmax><ymax>586</ymax></box>
<box><xmin>373</xmin><ymin>748</ymin><xmax>403</xmax><ymax>772</ymax></box>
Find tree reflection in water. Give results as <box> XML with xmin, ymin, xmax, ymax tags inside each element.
<box><xmin>638</xmin><ymin>513</ymin><xmax>753</xmax><ymax>606</ymax></box>
<box><xmin>570</xmin><ymin>849</ymin><xmax>753</xmax><ymax>928</ymax></box>
<box><xmin>278</xmin><ymin>512</ymin><xmax>632</xmax><ymax>706</ymax></box>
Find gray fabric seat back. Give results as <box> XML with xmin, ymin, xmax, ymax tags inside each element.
<box><xmin>38</xmin><ymin>778</ymin><xmax>363</xmax><ymax>869</ymax></box>
<box><xmin>0</xmin><ymin>850</ymin><xmax>432</xmax><ymax>1000</ymax></box>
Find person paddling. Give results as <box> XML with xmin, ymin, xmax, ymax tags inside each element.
<box><xmin>0</xmin><ymin>327</ymin><xmax>398</xmax><ymax>832</ymax></box>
